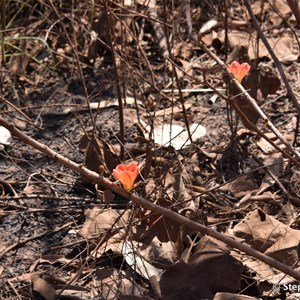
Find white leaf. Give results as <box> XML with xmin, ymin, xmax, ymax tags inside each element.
<box><xmin>123</xmin><ymin>240</ymin><xmax>163</xmax><ymax>280</ymax></box>
<box><xmin>0</xmin><ymin>126</ymin><xmax>12</xmax><ymax>147</ymax></box>
<box><xmin>153</xmin><ymin>123</ymin><xmax>206</xmax><ymax>150</ymax></box>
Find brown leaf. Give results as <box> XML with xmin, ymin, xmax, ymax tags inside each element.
<box><xmin>31</xmin><ymin>274</ymin><xmax>56</xmax><ymax>300</ymax></box>
<box><xmin>83</xmin><ymin>134</ymin><xmax>103</xmax><ymax>174</ymax></box>
<box><xmin>219</xmin><ymin>175</ymin><xmax>257</xmax><ymax>198</ymax></box>
<box><xmin>160</xmin><ymin>236</ymin><xmax>243</xmax><ymax>300</ymax></box>
<box><xmin>99</xmin><ymin>138</ymin><xmax>120</xmax><ymax>173</ymax></box>
<box><xmin>80</xmin><ymin>133</ymin><xmax>120</xmax><ymax>175</ymax></box>
<box><xmin>233</xmin><ymin>209</ymin><xmax>300</xmax><ymax>265</ymax></box>
<box><xmin>80</xmin><ymin>208</ymin><xmax>132</xmax><ymax>256</ymax></box>
<box><xmin>259</xmin><ymin>70</ymin><xmax>281</xmax><ymax>97</ymax></box>
<box><xmin>80</xmin><ymin>207</ymin><xmax>131</xmax><ymax>239</ymax></box>
<box><xmin>95</xmin><ymin>268</ymin><xmax>149</xmax><ymax>299</ymax></box>
<box><xmin>9</xmin><ymin>40</ymin><xmax>41</xmax><ymax>75</ymax></box>
<box><xmin>213</xmin><ymin>292</ymin><xmax>258</xmax><ymax>300</ymax></box>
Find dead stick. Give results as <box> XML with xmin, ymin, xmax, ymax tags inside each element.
<box><xmin>1</xmin><ymin>117</ymin><xmax>300</xmax><ymax>281</ymax></box>
<box><xmin>0</xmin><ymin>221</ymin><xmax>74</xmax><ymax>259</ymax></box>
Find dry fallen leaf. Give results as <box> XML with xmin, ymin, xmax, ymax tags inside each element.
<box><xmin>80</xmin><ymin>208</ymin><xmax>132</xmax><ymax>256</ymax></box>
<box><xmin>216</xmin><ymin>30</ymin><xmax>298</xmax><ymax>62</ymax></box>
<box><xmin>219</xmin><ymin>175</ymin><xmax>257</xmax><ymax>198</ymax></box>
<box><xmin>159</xmin><ymin>236</ymin><xmax>243</xmax><ymax>300</ymax></box>
<box><xmin>233</xmin><ymin>209</ymin><xmax>300</xmax><ymax>266</ymax></box>
<box><xmin>152</xmin><ymin>123</ymin><xmax>206</xmax><ymax>150</ymax></box>
<box><xmin>0</xmin><ymin>126</ymin><xmax>12</xmax><ymax>150</ymax></box>
<box><xmin>213</xmin><ymin>292</ymin><xmax>259</xmax><ymax>300</ymax></box>
<box><xmin>94</xmin><ymin>268</ymin><xmax>149</xmax><ymax>299</ymax></box>
<box><xmin>133</xmin><ymin>205</ymin><xmax>183</xmax><ymax>268</ymax></box>
<box><xmin>31</xmin><ymin>274</ymin><xmax>56</xmax><ymax>300</ymax></box>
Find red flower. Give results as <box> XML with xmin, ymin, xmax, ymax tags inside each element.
<box><xmin>113</xmin><ymin>162</ymin><xmax>139</xmax><ymax>192</ymax></box>
<box><xmin>227</xmin><ymin>61</ymin><xmax>251</xmax><ymax>82</ymax></box>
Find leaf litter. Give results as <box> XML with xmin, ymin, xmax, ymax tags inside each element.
<box><xmin>0</xmin><ymin>0</ymin><xmax>300</xmax><ymax>299</ymax></box>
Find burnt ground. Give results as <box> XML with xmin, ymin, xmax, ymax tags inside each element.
<box><xmin>1</xmin><ymin>1</ymin><xmax>300</xmax><ymax>299</ymax></box>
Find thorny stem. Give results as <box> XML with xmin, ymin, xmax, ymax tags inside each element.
<box><xmin>1</xmin><ymin>117</ymin><xmax>300</xmax><ymax>281</ymax></box>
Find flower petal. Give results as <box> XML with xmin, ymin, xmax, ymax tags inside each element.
<box><xmin>228</xmin><ymin>61</ymin><xmax>250</xmax><ymax>82</ymax></box>
<box><xmin>113</xmin><ymin>162</ymin><xmax>140</xmax><ymax>192</ymax></box>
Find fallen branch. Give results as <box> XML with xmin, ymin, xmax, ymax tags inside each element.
<box><xmin>1</xmin><ymin>117</ymin><xmax>300</xmax><ymax>281</ymax></box>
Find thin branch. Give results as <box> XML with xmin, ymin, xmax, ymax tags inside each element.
<box><xmin>162</xmin><ymin>0</ymin><xmax>193</xmax><ymax>144</ymax></box>
<box><xmin>104</xmin><ymin>1</ymin><xmax>125</xmax><ymax>160</ymax></box>
<box><xmin>1</xmin><ymin>117</ymin><xmax>300</xmax><ymax>281</ymax></box>
<box><xmin>0</xmin><ymin>221</ymin><xmax>74</xmax><ymax>259</ymax></box>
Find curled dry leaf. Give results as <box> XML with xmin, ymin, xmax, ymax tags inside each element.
<box><xmin>80</xmin><ymin>134</ymin><xmax>120</xmax><ymax>175</ymax></box>
<box><xmin>79</xmin><ymin>208</ymin><xmax>132</xmax><ymax>256</ymax></box>
<box><xmin>31</xmin><ymin>274</ymin><xmax>56</xmax><ymax>300</ymax></box>
<box><xmin>123</xmin><ymin>239</ymin><xmax>164</xmax><ymax>279</ymax></box>
<box><xmin>0</xmin><ymin>126</ymin><xmax>12</xmax><ymax>150</ymax></box>
<box><xmin>132</xmin><ymin>213</ymin><xmax>182</xmax><ymax>268</ymax></box>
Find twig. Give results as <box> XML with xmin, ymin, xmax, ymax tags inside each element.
<box><xmin>162</xmin><ymin>0</ymin><xmax>193</xmax><ymax>144</ymax></box>
<box><xmin>104</xmin><ymin>1</ymin><xmax>125</xmax><ymax>160</ymax></box>
<box><xmin>1</xmin><ymin>117</ymin><xmax>300</xmax><ymax>280</ymax></box>
<box><xmin>0</xmin><ymin>220</ymin><xmax>74</xmax><ymax>259</ymax></box>
<box><xmin>7</xmin><ymin>279</ymin><xmax>22</xmax><ymax>300</ymax></box>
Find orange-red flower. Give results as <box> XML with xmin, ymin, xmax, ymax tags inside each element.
<box><xmin>113</xmin><ymin>162</ymin><xmax>139</xmax><ymax>192</ymax></box>
<box><xmin>227</xmin><ymin>61</ymin><xmax>251</xmax><ymax>82</ymax></box>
